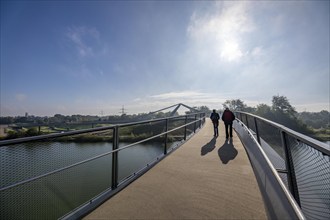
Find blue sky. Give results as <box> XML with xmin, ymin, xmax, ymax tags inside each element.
<box><xmin>1</xmin><ymin>1</ymin><xmax>329</xmax><ymax>116</ymax></box>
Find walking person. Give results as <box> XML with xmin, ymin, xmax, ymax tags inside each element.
<box><xmin>221</xmin><ymin>108</ymin><xmax>235</xmax><ymax>139</ymax></box>
<box><xmin>210</xmin><ymin>109</ymin><xmax>220</xmax><ymax>137</ymax></box>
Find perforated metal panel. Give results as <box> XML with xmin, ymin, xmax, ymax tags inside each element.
<box><xmin>235</xmin><ymin>111</ymin><xmax>330</xmax><ymax>220</ymax></box>
<box><xmin>0</xmin><ymin>131</ymin><xmax>113</xmax><ymax>219</ymax></box>
<box><xmin>288</xmin><ymin>137</ymin><xmax>330</xmax><ymax>219</ymax></box>
<box><xmin>1</xmin><ymin>113</ymin><xmax>206</xmax><ymax>219</ymax></box>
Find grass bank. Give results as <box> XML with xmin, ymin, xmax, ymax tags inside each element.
<box><xmin>54</xmin><ymin>133</ymin><xmax>182</xmax><ymax>143</ymax></box>
<box><xmin>312</xmin><ymin>128</ymin><xmax>330</xmax><ymax>142</ymax></box>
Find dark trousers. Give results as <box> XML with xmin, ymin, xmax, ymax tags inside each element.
<box><xmin>224</xmin><ymin>122</ymin><xmax>233</xmax><ymax>138</ymax></box>
<box><xmin>212</xmin><ymin>121</ymin><xmax>219</xmax><ymax>136</ymax></box>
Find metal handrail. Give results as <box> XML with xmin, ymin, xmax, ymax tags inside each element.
<box><xmin>234</xmin><ymin>118</ymin><xmax>306</xmax><ymax>220</ymax></box>
<box><xmin>1</xmin><ymin>112</ymin><xmax>206</xmax><ymax>219</ymax></box>
<box><xmin>0</xmin><ymin>113</ymin><xmax>205</xmax><ymax>192</ymax></box>
<box><xmin>235</xmin><ymin>111</ymin><xmax>329</xmax><ymax>155</ymax></box>
<box><xmin>235</xmin><ymin>111</ymin><xmax>330</xmax><ymax>220</ymax></box>
<box><xmin>0</xmin><ymin>115</ymin><xmax>203</xmax><ymax>192</ymax></box>
<box><xmin>0</xmin><ymin>113</ymin><xmax>202</xmax><ymax>147</ymax></box>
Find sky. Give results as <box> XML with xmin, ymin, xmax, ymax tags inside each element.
<box><xmin>1</xmin><ymin>0</ymin><xmax>329</xmax><ymax>116</ymax></box>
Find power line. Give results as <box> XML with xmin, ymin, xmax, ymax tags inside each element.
<box><xmin>119</xmin><ymin>105</ymin><xmax>127</xmax><ymax>115</ymax></box>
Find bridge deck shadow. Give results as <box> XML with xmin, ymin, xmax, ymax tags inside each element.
<box><xmin>84</xmin><ymin>119</ymin><xmax>267</xmax><ymax>219</ymax></box>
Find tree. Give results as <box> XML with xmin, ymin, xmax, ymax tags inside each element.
<box><xmin>25</xmin><ymin>128</ymin><xmax>39</xmax><ymax>136</ymax></box>
<box><xmin>298</xmin><ymin>110</ymin><xmax>330</xmax><ymax>129</ymax></box>
<box><xmin>272</xmin><ymin>95</ymin><xmax>297</xmax><ymax>116</ymax></box>
<box><xmin>0</xmin><ymin>117</ymin><xmax>14</xmax><ymax>124</ymax></box>
<box><xmin>223</xmin><ymin>99</ymin><xmax>247</xmax><ymax>111</ymax></box>
<box><xmin>195</xmin><ymin>106</ymin><xmax>211</xmax><ymax>114</ymax></box>
<box><xmin>255</xmin><ymin>103</ymin><xmax>274</xmax><ymax>120</ymax></box>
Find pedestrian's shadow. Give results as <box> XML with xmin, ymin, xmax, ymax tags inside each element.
<box><xmin>201</xmin><ymin>137</ymin><xmax>216</xmax><ymax>156</ymax></box>
<box><xmin>218</xmin><ymin>139</ymin><xmax>238</xmax><ymax>164</ymax></box>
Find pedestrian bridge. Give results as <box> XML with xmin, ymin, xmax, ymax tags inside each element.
<box><xmin>84</xmin><ymin>119</ymin><xmax>267</xmax><ymax>219</ymax></box>
<box><xmin>0</xmin><ymin>111</ymin><xmax>329</xmax><ymax>220</ymax></box>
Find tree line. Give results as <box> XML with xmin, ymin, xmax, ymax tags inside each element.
<box><xmin>0</xmin><ymin>96</ymin><xmax>328</xmax><ymax>141</ymax></box>
<box><xmin>0</xmin><ymin>112</ymin><xmax>173</xmax><ymax>125</ymax></box>
<box><xmin>221</xmin><ymin>95</ymin><xmax>329</xmax><ymax>141</ymax></box>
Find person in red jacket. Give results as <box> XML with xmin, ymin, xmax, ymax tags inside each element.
<box><xmin>221</xmin><ymin>108</ymin><xmax>235</xmax><ymax>139</ymax></box>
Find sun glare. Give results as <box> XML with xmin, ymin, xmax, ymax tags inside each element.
<box><xmin>220</xmin><ymin>40</ymin><xmax>243</xmax><ymax>62</ymax></box>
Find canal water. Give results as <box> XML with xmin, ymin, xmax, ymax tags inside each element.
<box><xmin>0</xmin><ymin>141</ymin><xmax>166</xmax><ymax>219</ymax></box>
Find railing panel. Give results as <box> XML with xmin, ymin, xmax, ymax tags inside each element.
<box><xmin>287</xmin><ymin>136</ymin><xmax>330</xmax><ymax>219</ymax></box>
<box><xmin>240</xmin><ymin>113</ymin><xmax>247</xmax><ymax>125</ymax></box>
<box><xmin>256</xmin><ymin>119</ymin><xmax>287</xmax><ymax>187</ymax></box>
<box><xmin>257</xmin><ymin>119</ymin><xmax>286</xmax><ymax>160</ymax></box>
<box><xmin>118</xmin><ymin>120</ymin><xmax>165</xmax><ymax>143</ymax></box>
<box><xmin>233</xmin><ymin>120</ymin><xmax>304</xmax><ymax>220</ymax></box>
<box><xmin>0</xmin><ymin>154</ymin><xmax>112</xmax><ymax>219</ymax></box>
<box><xmin>236</xmin><ymin>111</ymin><xmax>329</xmax><ymax>220</ymax></box>
<box><xmin>186</xmin><ymin>116</ymin><xmax>196</xmax><ymax>137</ymax></box>
<box><xmin>168</xmin><ymin>117</ymin><xmax>186</xmax><ymax>138</ymax></box>
<box><xmin>0</xmin><ymin>131</ymin><xmax>113</xmax><ymax>189</ymax></box>
<box><xmin>167</xmin><ymin>117</ymin><xmax>186</xmax><ymax>151</ymax></box>
<box><xmin>246</xmin><ymin>114</ymin><xmax>257</xmax><ymax>133</ymax></box>
<box><xmin>0</xmin><ymin>113</ymin><xmax>206</xmax><ymax>219</ymax></box>
<box><xmin>0</xmin><ymin>130</ymin><xmax>114</xmax><ymax>219</ymax></box>
<box><xmin>118</xmin><ymin>141</ymin><xmax>164</xmax><ymax>183</ymax></box>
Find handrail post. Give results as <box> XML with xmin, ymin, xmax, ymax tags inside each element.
<box><xmin>164</xmin><ymin>119</ymin><xmax>168</xmax><ymax>155</ymax></box>
<box><xmin>193</xmin><ymin>114</ymin><xmax>197</xmax><ymax>133</ymax></box>
<box><xmin>254</xmin><ymin>117</ymin><xmax>261</xmax><ymax>144</ymax></box>
<box><xmin>245</xmin><ymin>114</ymin><xmax>249</xmax><ymax>128</ymax></box>
<box><xmin>184</xmin><ymin>115</ymin><xmax>187</xmax><ymax>141</ymax></box>
<box><xmin>112</xmin><ymin>126</ymin><xmax>119</xmax><ymax>189</ymax></box>
<box><xmin>281</xmin><ymin>131</ymin><xmax>300</xmax><ymax>206</ymax></box>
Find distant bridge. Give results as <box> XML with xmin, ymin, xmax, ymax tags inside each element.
<box><xmin>0</xmin><ymin>108</ymin><xmax>329</xmax><ymax>220</ymax></box>
<box><xmin>148</xmin><ymin>103</ymin><xmax>200</xmax><ymax>116</ymax></box>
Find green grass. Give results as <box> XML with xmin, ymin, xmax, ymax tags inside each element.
<box><xmin>312</xmin><ymin>128</ymin><xmax>330</xmax><ymax>142</ymax></box>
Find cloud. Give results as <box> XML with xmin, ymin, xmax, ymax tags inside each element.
<box><xmin>150</xmin><ymin>91</ymin><xmax>208</xmax><ymax>100</ymax></box>
<box><xmin>137</xmin><ymin>91</ymin><xmax>228</xmax><ymax>110</ymax></box>
<box><xmin>187</xmin><ymin>1</ymin><xmax>256</xmax><ymax>63</ymax></box>
<box><xmin>124</xmin><ymin>90</ymin><xmax>262</xmax><ymax>114</ymax></box>
<box><xmin>251</xmin><ymin>46</ymin><xmax>264</xmax><ymax>57</ymax></box>
<box><xmin>65</xmin><ymin>26</ymin><xmax>100</xmax><ymax>58</ymax></box>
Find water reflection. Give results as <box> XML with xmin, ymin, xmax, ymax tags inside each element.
<box><xmin>0</xmin><ymin>142</ymin><xmax>164</xmax><ymax>219</ymax></box>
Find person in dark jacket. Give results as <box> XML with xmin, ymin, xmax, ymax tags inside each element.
<box><xmin>210</xmin><ymin>109</ymin><xmax>220</xmax><ymax>137</ymax></box>
<box><xmin>221</xmin><ymin>108</ymin><xmax>235</xmax><ymax>139</ymax></box>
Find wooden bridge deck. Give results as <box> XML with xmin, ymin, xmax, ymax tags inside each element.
<box><xmin>84</xmin><ymin>119</ymin><xmax>267</xmax><ymax>219</ymax></box>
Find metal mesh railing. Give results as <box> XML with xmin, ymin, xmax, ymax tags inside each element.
<box><xmin>0</xmin><ymin>130</ymin><xmax>114</xmax><ymax>219</ymax></box>
<box><xmin>0</xmin><ymin>113</ymin><xmax>205</xmax><ymax>219</ymax></box>
<box><xmin>236</xmin><ymin>111</ymin><xmax>330</xmax><ymax>220</ymax></box>
<box><xmin>287</xmin><ymin>136</ymin><xmax>330</xmax><ymax>219</ymax></box>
